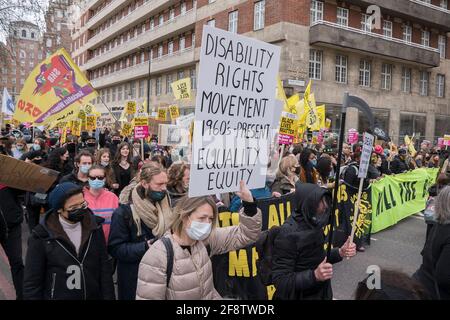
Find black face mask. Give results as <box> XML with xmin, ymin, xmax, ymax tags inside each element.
<box><xmin>67</xmin><ymin>143</ymin><xmax>76</xmax><ymax>153</ymax></box>
<box><xmin>67</xmin><ymin>208</ymin><xmax>88</xmax><ymax>223</ymax></box>
<box><xmin>311</xmin><ymin>208</ymin><xmax>331</xmax><ymax>228</ymax></box>
<box><xmin>33</xmin><ymin>159</ymin><xmax>42</xmax><ymax>164</ymax></box>
<box><xmin>87</xmin><ymin>142</ymin><xmax>96</xmax><ymax>147</ymax></box>
<box><xmin>112</xmin><ymin>140</ymin><xmax>121</xmax><ymax>145</ymax></box>
<box><xmin>146</xmin><ymin>189</ymin><xmax>167</xmax><ymax>202</ymax></box>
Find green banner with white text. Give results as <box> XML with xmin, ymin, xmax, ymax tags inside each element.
<box><xmin>371</xmin><ymin>168</ymin><xmax>439</xmax><ymax>233</ymax></box>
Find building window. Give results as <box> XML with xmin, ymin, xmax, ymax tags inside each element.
<box><xmin>310</xmin><ymin>0</ymin><xmax>323</xmax><ymax>25</ymax></box>
<box><xmin>309</xmin><ymin>49</ymin><xmax>322</xmax><ymax>80</ymax></box>
<box><xmin>383</xmin><ymin>21</ymin><xmax>392</xmax><ymax>38</ymax></box>
<box><xmin>150</xmin><ymin>18</ymin><xmax>154</xmax><ymax>29</ymax></box>
<box><xmin>335</xmin><ymin>55</ymin><xmax>347</xmax><ymax>84</ymax></box>
<box><xmin>421</xmin><ymin>30</ymin><xmax>430</xmax><ymax>47</ymax></box>
<box><xmin>435</xmin><ymin>115</ymin><xmax>450</xmax><ymax>139</ymax></box>
<box><xmin>139</xmin><ymin>80</ymin><xmax>145</xmax><ymax>98</ymax></box>
<box><xmin>112</xmin><ymin>87</ymin><xmax>116</xmax><ymax>102</ymax></box>
<box><xmin>156</xmin><ymin>77</ymin><xmax>162</xmax><ymax>95</ymax></box>
<box><xmin>438</xmin><ymin>35</ymin><xmax>446</xmax><ymax>59</ymax></box>
<box><xmin>192</xmin><ymin>33</ymin><xmax>196</xmax><ymax>47</ymax></box>
<box><xmin>106</xmin><ymin>88</ymin><xmax>110</xmax><ymax>103</ymax></box>
<box><xmin>130</xmin><ymin>81</ymin><xmax>136</xmax><ymax>98</ymax></box>
<box><xmin>170</xmin><ymin>8</ymin><xmax>175</xmax><ymax>20</ymax></box>
<box><xmin>359</xmin><ymin>108</ymin><xmax>390</xmax><ymax>134</ymax></box>
<box><xmin>437</xmin><ymin>74</ymin><xmax>445</xmax><ymax>98</ymax></box>
<box><xmin>141</xmin><ymin>52</ymin><xmax>145</xmax><ymax>63</ymax></box>
<box><xmin>178</xmin><ymin>70</ymin><xmax>184</xmax><ymax>80</ymax></box>
<box><xmin>419</xmin><ymin>71</ymin><xmax>429</xmax><ymax>96</ymax></box>
<box><xmin>118</xmin><ymin>85</ymin><xmax>123</xmax><ymax>100</ymax></box>
<box><xmin>441</xmin><ymin>0</ymin><xmax>448</xmax><ymax>9</ymax></box>
<box><xmin>401</xmin><ymin>67</ymin><xmax>411</xmax><ymax>93</ymax></box>
<box><xmin>381</xmin><ymin>64</ymin><xmax>392</xmax><ymax>90</ymax></box>
<box><xmin>166</xmin><ymin>74</ymin><xmax>173</xmax><ymax>94</ymax></box>
<box><xmin>403</xmin><ymin>25</ymin><xmax>412</xmax><ymax>43</ymax></box>
<box><xmin>181</xmin><ymin>2</ymin><xmax>187</xmax><ymax>14</ymax></box>
<box><xmin>190</xmin><ymin>69</ymin><xmax>197</xmax><ymax>89</ymax></box>
<box><xmin>207</xmin><ymin>19</ymin><xmax>215</xmax><ymax>27</ymax></box>
<box><xmin>158</xmin><ymin>44</ymin><xmax>163</xmax><ymax>57</ymax></box>
<box><xmin>168</xmin><ymin>41</ymin><xmax>174</xmax><ymax>55</ymax></box>
<box><xmin>359</xmin><ymin>60</ymin><xmax>371</xmax><ymax>87</ymax></box>
<box><xmin>229</xmin><ymin>10</ymin><xmax>238</xmax><ymax>33</ymax></box>
<box><xmin>22</xmin><ymin>30</ymin><xmax>26</xmax><ymax>37</ymax></box>
<box><xmin>400</xmin><ymin>113</ymin><xmax>426</xmax><ymax>141</ymax></box>
<box><xmin>180</xmin><ymin>36</ymin><xmax>186</xmax><ymax>51</ymax></box>
<box><xmin>31</xmin><ymin>32</ymin><xmax>35</xmax><ymax>39</ymax></box>
<box><xmin>361</xmin><ymin>14</ymin><xmax>371</xmax><ymax>33</ymax></box>
<box><xmin>254</xmin><ymin>0</ymin><xmax>265</xmax><ymax>31</ymax></box>
<box><xmin>336</xmin><ymin>7</ymin><xmax>348</xmax><ymax>27</ymax></box>
<box><xmin>159</xmin><ymin>15</ymin><xmax>164</xmax><ymax>26</ymax></box>
<box><xmin>38</xmin><ymin>52</ymin><xmax>42</xmax><ymax>60</ymax></box>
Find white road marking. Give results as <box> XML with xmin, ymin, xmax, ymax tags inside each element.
<box><xmin>370</xmin><ymin>237</ymin><xmax>378</xmax><ymax>241</ymax></box>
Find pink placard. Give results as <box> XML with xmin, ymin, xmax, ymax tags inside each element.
<box><xmin>278</xmin><ymin>134</ymin><xmax>294</xmax><ymax>145</ymax></box>
<box><xmin>348</xmin><ymin>129</ymin><xmax>359</xmax><ymax>144</ymax></box>
<box><xmin>134</xmin><ymin>126</ymin><xmax>149</xmax><ymax>139</ymax></box>
<box><xmin>438</xmin><ymin>138</ymin><xmax>444</xmax><ymax>148</ymax></box>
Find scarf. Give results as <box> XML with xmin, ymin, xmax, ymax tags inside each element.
<box><xmin>130</xmin><ymin>186</ymin><xmax>176</xmax><ymax>237</ymax></box>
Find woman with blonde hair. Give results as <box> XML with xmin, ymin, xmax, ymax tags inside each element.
<box><xmin>167</xmin><ymin>162</ymin><xmax>190</xmax><ymax>206</ymax></box>
<box><xmin>136</xmin><ymin>181</ymin><xmax>262</xmax><ymax>300</ymax></box>
<box><xmin>108</xmin><ymin>162</ymin><xmax>176</xmax><ymax>300</ymax></box>
<box><xmin>271</xmin><ymin>154</ymin><xmax>300</xmax><ymax>195</ymax></box>
<box><xmin>95</xmin><ymin>148</ymin><xmax>119</xmax><ymax>192</ymax></box>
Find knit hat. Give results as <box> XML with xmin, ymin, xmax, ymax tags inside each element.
<box><xmin>48</xmin><ymin>182</ymin><xmax>81</xmax><ymax>211</ymax></box>
<box><xmin>374</xmin><ymin>145</ymin><xmax>384</xmax><ymax>156</ymax></box>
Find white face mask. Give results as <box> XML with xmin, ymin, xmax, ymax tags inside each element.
<box><xmin>186</xmin><ymin>218</ymin><xmax>212</xmax><ymax>241</ymax></box>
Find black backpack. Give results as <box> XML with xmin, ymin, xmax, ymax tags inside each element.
<box><xmin>255</xmin><ymin>226</ymin><xmax>282</xmax><ymax>286</ymax></box>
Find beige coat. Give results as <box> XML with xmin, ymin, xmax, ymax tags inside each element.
<box><xmin>136</xmin><ymin>209</ymin><xmax>262</xmax><ymax>300</ymax></box>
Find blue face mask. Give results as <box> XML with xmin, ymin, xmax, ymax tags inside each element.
<box><xmin>80</xmin><ymin>164</ymin><xmax>91</xmax><ymax>174</ymax></box>
<box><xmin>33</xmin><ymin>144</ymin><xmax>41</xmax><ymax>151</ymax></box>
<box><xmin>310</xmin><ymin>159</ymin><xmax>317</xmax><ymax>168</ymax></box>
<box><xmin>89</xmin><ymin>178</ymin><xmax>105</xmax><ymax>189</ymax></box>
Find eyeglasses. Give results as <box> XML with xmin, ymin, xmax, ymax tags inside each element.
<box><xmin>89</xmin><ymin>176</ymin><xmax>105</xmax><ymax>180</ymax></box>
<box><xmin>65</xmin><ymin>201</ymin><xmax>88</xmax><ymax>212</ymax></box>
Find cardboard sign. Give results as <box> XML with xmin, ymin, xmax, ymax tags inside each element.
<box><xmin>169</xmin><ymin>105</ymin><xmax>180</xmax><ymax>120</ymax></box>
<box><xmin>189</xmin><ymin>25</ymin><xmax>281</xmax><ymax>197</ymax></box>
<box><xmin>358</xmin><ymin>132</ymin><xmax>375</xmax><ymax>178</ymax></box>
<box><xmin>171</xmin><ymin>78</ymin><xmax>191</xmax><ymax>100</ymax></box>
<box><xmin>0</xmin><ymin>155</ymin><xmax>59</xmax><ymax>193</ymax></box>
<box><xmin>176</xmin><ymin>113</ymin><xmax>195</xmax><ymax>128</ymax></box>
<box><xmin>125</xmin><ymin>101</ymin><xmax>136</xmax><ymax>114</ymax></box>
<box><xmin>86</xmin><ymin>115</ymin><xmax>97</xmax><ymax>131</ymax></box>
<box><xmin>121</xmin><ymin>122</ymin><xmax>132</xmax><ymax>136</ymax></box>
<box><xmin>158</xmin><ymin>124</ymin><xmax>189</xmax><ymax>147</ymax></box>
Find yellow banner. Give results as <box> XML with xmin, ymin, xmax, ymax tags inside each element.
<box><xmin>158</xmin><ymin>107</ymin><xmax>167</xmax><ymax>121</ymax></box>
<box><xmin>171</xmin><ymin>78</ymin><xmax>191</xmax><ymax>100</ymax></box>
<box><xmin>86</xmin><ymin>115</ymin><xmax>97</xmax><ymax>131</ymax></box>
<box><xmin>121</xmin><ymin>122</ymin><xmax>132</xmax><ymax>136</ymax></box>
<box><xmin>134</xmin><ymin>116</ymin><xmax>148</xmax><ymax>127</ymax></box>
<box><xmin>125</xmin><ymin>101</ymin><xmax>136</xmax><ymax>115</ymax></box>
<box><xmin>169</xmin><ymin>105</ymin><xmax>180</xmax><ymax>120</ymax></box>
<box><xmin>13</xmin><ymin>48</ymin><xmax>98</xmax><ymax>125</ymax></box>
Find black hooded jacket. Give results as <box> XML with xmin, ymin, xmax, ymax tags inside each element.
<box><xmin>271</xmin><ymin>183</ymin><xmax>342</xmax><ymax>300</ymax></box>
<box><xmin>23</xmin><ymin>210</ymin><xmax>115</xmax><ymax>300</ymax></box>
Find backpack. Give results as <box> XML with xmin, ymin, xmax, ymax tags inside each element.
<box><xmin>255</xmin><ymin>226</ymin><xmax>282</xmax><ymax>286</ymax></box>
<box><xmin>160</xmin><ymin>237</ymin><xmax>211</xmax><ymax>288</ymax></box>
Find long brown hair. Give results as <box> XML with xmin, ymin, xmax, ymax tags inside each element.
<box><xmin>95</xmin><ymin>148</ymin><xmax>116</xmax><ymax>188</ymax></box>
<box><xmin>113</xmin><ymin>142</ymin><xmax>132</xmax><ymax>166</ymax></box>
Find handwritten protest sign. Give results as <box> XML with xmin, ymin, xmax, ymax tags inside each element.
<box><xmin>158</xmin><ymin>107</ymin><xmax>167</xmax><ymax>121</ymax></box>
<box><xmin>125</xmin><ymin>101</ymin><xmax>136</xmax><ymax>115</ymax></box>
<box><xmin>189</xmin><ymin>26</ymin><xmax>281</xmax><ymax>197</ymax></box>
<box><xmin>171</xmin><ymin>78</ymin><xmax>191</xmax><ymax>100</ymax></box>
<box><xmin>86</xmin><ymin>115</ymin><xmax>97</xmax><ymax>131</ymax></box>
<box><xmin>169</xmin><ymin>105</ymin><xmax>180</xmax><ymax>120</ymax></box>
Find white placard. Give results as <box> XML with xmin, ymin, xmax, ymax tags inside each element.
<box><xmin>358</xmin><ymin>132</ymin><xmax>375</xmax><ymax>178</ymax></box>
<box><xmin>158</xmin><ymin>124</ymin><xmax>189</xmax><ymax>147</ymax></box>
<box><xmin>189</xmin><ymin>25</ymin><xmax>281</xmax><ymax>197</ymax></box>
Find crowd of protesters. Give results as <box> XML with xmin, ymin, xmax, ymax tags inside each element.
<box><xmin>0</xmin><ymin>123</ymin><xmax>449</xmax><ymax>300</ymax></box>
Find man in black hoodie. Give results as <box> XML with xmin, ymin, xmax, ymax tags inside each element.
<box><xmin>23</xmin><ymin>182</ymin><xmax>115</xmax><ymax>300</ymax></box>
<box><xmin>271</xmin><ymin>183</ymin><xmax>356</xmax><ymax>300</ymax></box>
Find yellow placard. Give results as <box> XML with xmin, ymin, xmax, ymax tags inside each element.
<box><xmin>169</xmin><ymin>105</ymin><xmax>180</xmax><ymax>120</ymax></box>
<box><xmin>86</xmin><ymin>115</ymin><xmax>97</xmax><ymax>131</ymax></box>
<box><xmin>70</xmin><ymin>120</ymin><xmax>81</xmax><ymax>137</ymax></box>
<box><xmin>279</xmin><ymin>112</ymin><xmax>298</xmax><ymax>136</ymax></box>
<box><xmin>13</xmin><ymin>48</ymin><xmax>98</xmax><ymax>126</ymax></box>
<box><xmin>326</xmin><ymin>118</ymin><xmax>332</xmax><ymax>129</ymax></box>
<box><xmin>134</xmin><ymin>116</ymin><xmax>148</xmax><ymax>127</ymax></box>
<box><xmin>158</xmin><ymin>107</ymin><xmax>167</xmax><ymax>121</ymax></box>
<box><xmin>121</xmin><ymin>122</ymin><xmax>133</xmax><ymax>136</ymax></box>
<box><xmin>125</xmin><ymin>101</ymin><xmax>136</xmax><ymax>115</ymax></box>
<box><xmin>171</xmin><ymin>78</ymin><xmax>191</xmax><ymax>100</ymax></box>
<box><xmin>60</xmin><ymin>127</ymin><xmax>68</xmax><ymax>144</ymax></box>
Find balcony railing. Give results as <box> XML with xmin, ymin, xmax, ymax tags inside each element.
<box><xmin>84</xmin><ymin>8</ymin><xmax>195</xmax><ymax>69</ymax></box>
<box><xmin>410</xmin><ymin>0</ymin><xmax>450</xmax><ymax>14</ymax></box>
<box><xmin>311</xmin><ymin>20</ymin><xmax>440</xmax><ymax>54</ymax></box>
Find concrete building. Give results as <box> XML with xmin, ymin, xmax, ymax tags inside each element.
<box><xmin>0</xmin><ymin>21</ymin><xmax>42</xmax><ymax>103</ymax></box>
<box><xmin>72</xmin><ymin>0</ymin><xmax>450</xmax><ymax>143</ymax></box>
<box><xmin>43</xmin><ymin>0</ymin><xmax>74</xmax><ymax>57</ymax></box>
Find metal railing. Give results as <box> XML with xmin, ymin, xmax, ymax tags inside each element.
<box><xmin>311</xmin><ymin>20</ymin><xmax>440</xmax><ymax>53</ymax></box>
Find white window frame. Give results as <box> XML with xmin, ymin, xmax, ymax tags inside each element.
<box><xmin>254</xmin><ymin>0</ymin><xmax>265</xmax><ymax>31</ymax></box>
<box><xmin>207</xmin><ymin>19</ymin><xmax>215</xmax><ymax>27</ymax></box>
<box><xmin>228</xmin><ymin>10</ymin><xmax>238</xmax><ymax>33</ymax></box>
<box><xmin>168</xmin><ymin>41</ymin><xmax>174</xmax><ymax>55</ymax></box>
<box><xmin>336</xmin><ymin>7</ymin><xmax>348</xmax><ymax>27</ymax></box>
<box><xmin>361</xmin><ymin>14</ymin><xmax>371</xmax><ymax>33</ymax></box>
<box><xmin>166</xmin><ymin>74</ymin><xmax>173</xmax><ymax>94</ymax></box>
<box><xmin>181</xmin><ymin>2</ymin><xmax>187</xmax><ymax>14</ymax></box>
<box><xmin>158</xmin><ymin>44</ymin><xmax>163</xmax><ymax>57</ymax></box>
<box><xmin>159</xmin><ymin>15</ymin><xmax>164</xmax><ymax>26</ymax></box>
<box><xmin>156</xmin><ymin>77</ymin><xmax>162</xmax><ymax>95</ymax></box>
<box><xmin>421</xmin><ymin>30</ymin><xmax>430</xmax><ymax>47</ymax></box>
<box><xmin>437</xmin><ymin>74</ymin><xmax>445</xmax><ymax>98</ymax></box>
<box><xmin>359</xmin><ymin>60</ymin><xmax>371</xmax><ymax>87</ymax></box>
<box><xmin>419</xmin><ymin>71</ymin><xmax>429</xmax><ymax>96</ymax></box>
<box><xmin>335</xmin><ymin>55</ymin><xmax>347</xmax><ymax>84</ymax></box>
<box><xmin>383</xmin><ymin>21</ymin><xmax>393</xmax><ymax>38</ymax></box>
<box><xmin>403</xmin><ymin>25</ymin><xmax>412</xmax><ymax>43</ymax></box>
<box><xmin>180</xmin><ymin>36</ymin><xmax>186</xmax><ymax>51</ymax></box>
<box><xmin>401</xmin><ymin>67</ymin><xmax>411</xmax><ymax>93</ymax></box>
<box><xmin>381</xmin><ymin>63</ymin><xmax>392</xmax><ymax>90</ymax></box>
<box><xmin>438</xmin><ymin>35</ymin><xmax>446</xmax><ymax>59</ymax></box>
<box><xmin>310</xmin><ymin>0</ymin><xmax>324</xmax><ymax>25</ymax></box>
<box><xmin>309</xmin><ymin>49</ymin><xmax>322</xmax><ymax>80</ymax></box>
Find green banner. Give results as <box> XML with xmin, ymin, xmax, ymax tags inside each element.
<box><xmin>371</xmin><ymin>168</ymin><xmax>439</xmax><ymax>233</ymax></box>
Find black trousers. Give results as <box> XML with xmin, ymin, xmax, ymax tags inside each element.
<box><xmin>0</xmin><ymin>224</ymin><xmax>24</xmax><ymax>300</ymax></box>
